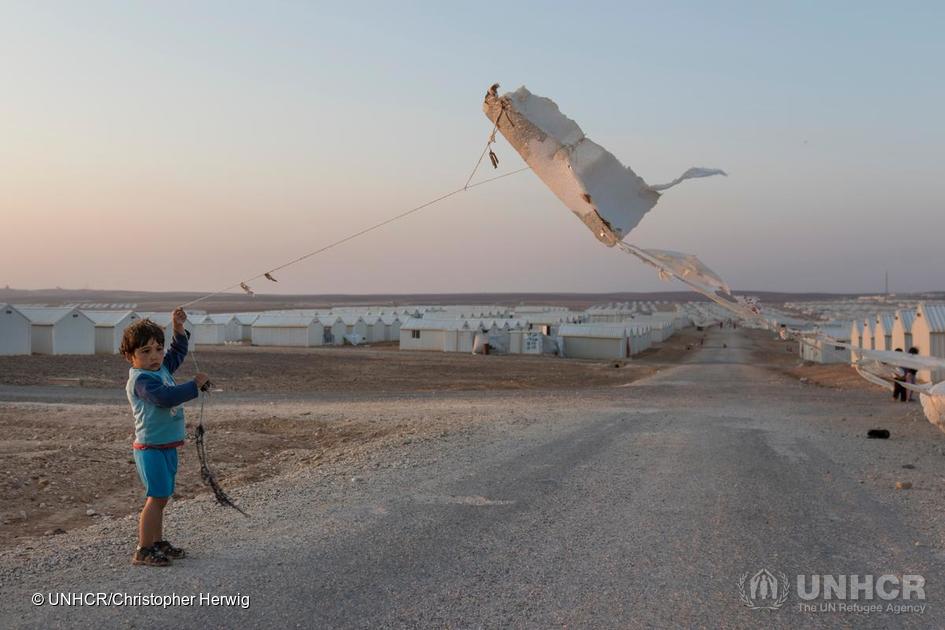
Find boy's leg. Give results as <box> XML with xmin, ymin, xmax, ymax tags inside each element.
<box><xmin>138</xmin><ymin>497</ymin><xmax>169</xmax><ymax>548</ymax></box>
<box><xmin>132</xmin><ymin>448</ymin><xmax>177</xmax><ymax>548</ymax></box>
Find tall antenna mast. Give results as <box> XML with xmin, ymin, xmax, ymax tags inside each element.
<box><xmin>885</xmin><ymin>270</ymin><xmax>889</xmax><ymax>296</ymax></box>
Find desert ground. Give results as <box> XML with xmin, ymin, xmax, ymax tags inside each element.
<box><xmin>2</xmin><ymin>327</ymin><xmax>944</xmax><ymax>628</ymax></box>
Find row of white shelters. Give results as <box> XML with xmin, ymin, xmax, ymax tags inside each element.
<box><xmin>0</xmin><ymin>304</ymin><xmax>31</xmax><ymax>355</ymax></box>
<box><xmin>16</xmin><ymin>307</ymin><xmax>96</xmax><ymax>355</ymax></box>
<box><xmin>84</xmin><ymin>310</ymin><xmax>140</xmax><ymax>354</ymax></box>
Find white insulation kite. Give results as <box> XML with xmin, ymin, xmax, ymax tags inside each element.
<box><xmin>482</xmin><ymin>84</ymin><xmax>759</xmax><ymax>320</ymax></box>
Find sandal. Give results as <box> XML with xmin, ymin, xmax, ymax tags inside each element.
<box><xmin>131</xmin><ymin>545</ymin><xmax>171</xmax><ymax>567</ymax></box>
<box><xmin>154</xmin><ymin>540</ymin><xmax>187</xmax><ymax>559</ymax></box>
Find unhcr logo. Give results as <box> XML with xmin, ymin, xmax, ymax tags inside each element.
<box><xmin>738</xmin><ymin>569</ymin><xmax>789</xmax><ymax>610</ymax></box>
<box><xmin>738</xmin><ymin>568</ymin><xmax>928</xmax><ymax>614</ymax></box>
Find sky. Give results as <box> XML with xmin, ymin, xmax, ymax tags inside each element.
<box><xmin>1</xmin><ymin>1</ymin><xmax>943</xmax><ymax>296</ymax></box>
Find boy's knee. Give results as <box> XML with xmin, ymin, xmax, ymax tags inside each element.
<box><xmin>147</xmin><ymin>497</ymin><xmax>169</xmax><ymax>508</ymax></box>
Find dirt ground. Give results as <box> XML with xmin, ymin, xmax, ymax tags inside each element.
<box><xmin>0</xmin><ymin>341</ymin><xmax>668</xmax><ymax>393</ymax></box>
<box><xmin>746</xmin><ymin>328</ymin><xmax>887</xmax><ymax>392</ymax></box>
<box><xmin>0</xmin><ymin>329</ymin><xmax>703</xmax><ymax>546</ymax></box>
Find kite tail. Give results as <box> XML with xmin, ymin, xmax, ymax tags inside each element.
<box><xmin>647</xmin><ymin>167</ymin><xmax>728</xmax><ymax>192</ymax></box>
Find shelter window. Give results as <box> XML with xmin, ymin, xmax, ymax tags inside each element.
<box><xmin>411</xmin><ymin>330</ymin><xmax>420</xmax><ymax>339</ymax></box>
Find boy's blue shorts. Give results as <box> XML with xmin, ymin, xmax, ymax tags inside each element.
<box><xmin>132</xmin><ymin>448</ymin><xmax>178</xmax><ymax>498</ymax></box>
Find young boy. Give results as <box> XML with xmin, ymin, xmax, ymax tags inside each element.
<box><xmin>120</xmin><ymin>307</ymin><xmax>208</xmax><ymax>566</ymax></box>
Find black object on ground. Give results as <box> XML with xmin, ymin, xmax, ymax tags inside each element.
<box><xmin>867</xmin><ymin>429</ymin><xmax>890</xmax><ymax>439</ymax></box>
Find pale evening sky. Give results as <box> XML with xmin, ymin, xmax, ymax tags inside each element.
<box><xmin>1</xmin><ymin>1</ymin><xmax>942</xmax><ymax>296</ymax></box>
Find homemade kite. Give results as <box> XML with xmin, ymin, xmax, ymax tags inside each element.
<box><xmin>482</xmin><ymin>84</ymin><xmax>760</xmax><ymax>321</ymax></box>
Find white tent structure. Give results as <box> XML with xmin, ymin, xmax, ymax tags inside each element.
<box><xmin>251</xmin><ymin>315</ymin><xmax>325</xmax><ymax>347</ymax></box>
<box><xmin>0</xmin><ymin>304</ymin><xmax>31</xmax><ymax>355</ymax></box>
<box><xmin>234</xmin><ymin>313</ymin><xmax>259</xmax><ymax>341</ymax></box>
<box><xmin>84</xmin><ymin>310</ymin><xmax>139</xmax><ymax>354</ymax></box>
<box><xmin>17</xmin><ymin>307</ymin><xmax>95</xmax><ymax>355</ymax></box>
<box><xmin>891</xmin><ymin>309</ymin><xmax>916</xmax><ymax>354</ymax></box>
<box><xmin>912</xmin><ymin>304</ymin><xmax>945</xmax><ymax>383</ymax></box>
<box><xmin>874</xmin><ymin>314</ymin><xmax>894</xmax><ymax>351</ymax></box>
<box><xmin>557</xmin><ymin>324</ymin><xmax>628</xmax><ymax>360</ymax></box>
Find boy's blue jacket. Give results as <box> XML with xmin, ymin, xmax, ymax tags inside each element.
<box><xmin>125</xmin><ymin>331</ymin><xmax>198</xmax><ymax>446</ymax></box>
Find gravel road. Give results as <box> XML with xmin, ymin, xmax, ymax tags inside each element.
<box><xmin>2</xmin><ymin>327</ymin><xmax>943</xmax><ymax>628</ymax></box>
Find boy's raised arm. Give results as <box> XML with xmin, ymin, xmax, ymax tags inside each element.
<box><xmin>163</xmin><ymin>330</ymin><xmax>189</xmax><ymax>374</ymax></box>
<box><xmin>135</xmin><ymin>373</ymin><xmax>199</xmax><ymax>408</ymax></box>
<box><xmin>163</xmin><ymin>306</ymin><xmax>189</xmax><ymax>374</ymax></box>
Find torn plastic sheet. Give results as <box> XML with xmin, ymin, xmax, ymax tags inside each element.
<box><xmin>483</xmin><ymin>85</ymin><xmax>726</xmax><ymax>246</ymax></box>
<box><xmin>919</xmin><ymin>382</ymin><xmax>945</xmax><ymax>433</ymax></box>
<box><xmin>616</xmin><ymin>242</ymin><xmax>761</xmax><ymax>321</ymax></box>
<box><xmin>830</xmin><ymin>342</ymin><xmax>945</xmax><ymax>372</ymax></box>
<box><xmin>854</xmin><ymin>361</ymin><xmax>896</xmax><ymax>392</ymax></box>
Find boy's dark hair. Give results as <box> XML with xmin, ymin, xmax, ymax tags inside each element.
<box><xmin>908</xmin><ymin>347</ymin><xmax>919</xmax><ymax>354</ymax></box>
<box><xmin>120</xmin><ymin>319</ymin><xmax>165</xmax><ymax>357</ymax></box>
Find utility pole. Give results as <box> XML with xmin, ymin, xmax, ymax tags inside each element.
<box><xmin>884</xmin><ymin>270</ymin><xmax>889</xmax><ymax>296</ymax></box>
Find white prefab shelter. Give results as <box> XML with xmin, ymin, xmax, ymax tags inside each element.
<box><xmin>849</xmin><ymin>320</ymin><xmax>862</xmax><ymax>349</ymax></box>
<box><xmin>328</xmin><ymin>318</ymin><xmax>346</xmax><ymax>346</ymax></box>
<box><xmin>251</xmin><ymin>315</ymin><xmax>325</xmax><ymax>347</ymax></box>
<box><xmin>234</xmin><ymin>313</ymin><xmax>259</xmax><ymax>341</ymax></box>
<box><xmin>873</xmin><ymin>314</ymin><xmax>894</xmax><ymax>351</ymax></box>
<box><xmin>509</xmin><ymin>330</ymin><xmax>556</xmax><ymax>355</ymax></box>
<box><xmin>399</xmin><ymin>319</ymin><xmax>458</xmax><ymax>352</ymax></box>
<box><xmin>17</xmin><ymin>307</ymin><xmax>95</xmax><ymax>355</ymax></box>
<box><xmin>861</xmin><ymin>318</ymin><xmax>876</xmax><ymax>350</ymax></box>
<box><xmin>625</xmin><ymin>325</ymin><xmax>654</xmax><ymax>356</ymax></box>
<box><xmin>364</xmin><ymin>316</ymin><xmax>386</xmax><ymax>342</ymax></box>
<box><xmin>557</xmin><ymin>324</ymin><xmax>628</xmax><ymax>360</ymax></box>
<box><xmin>340</xmin><ymin>315</ymin><xmax>369</xmax><ymax>342</ymax></box>
<box><xmin>799</xmin><ymin>333</ymin><xmax>850</xmax><ymax>364</ymax></box>
<box><xmin>891</xmin><ymin>310</ymin><xmax>916</xmax><ymax>354</ymax></box>
<box><xmin>911</xmin><ymin>304</ymin><xmax>945</xmax><ymax>383</ymax></box>
<box><xmin>381</xmin><ymin>315</ymin><xmax>402</xmax><ymax>341</ymax></box>
<box><xmin>193</xmin><ymin>314</ymin><xmax>239</xmax><ymax>345</ymax></box>
<box><xmin>193</xmin><ymin>315</ymin><xmax>227</xmax><ymax>345</ymax></box>
<box><xmin>0</xmin><ymin>304</ymin><xmax>31</xmax><ymax>355</ymax></box>
<box><xmin>84</xmin><ymin>310</ymin><xmax>139</xmax><ymax>354</ymax></box>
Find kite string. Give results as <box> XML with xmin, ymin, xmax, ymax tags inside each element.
<box><xmin>179</xmin><ymin>165</ymin><xmax>529</xmax><ymax>309</ymax></box>
<box><xmin>462</xmin><ymin>116</ymin><xmax>500</xmax><ymax>190</ymax></box>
